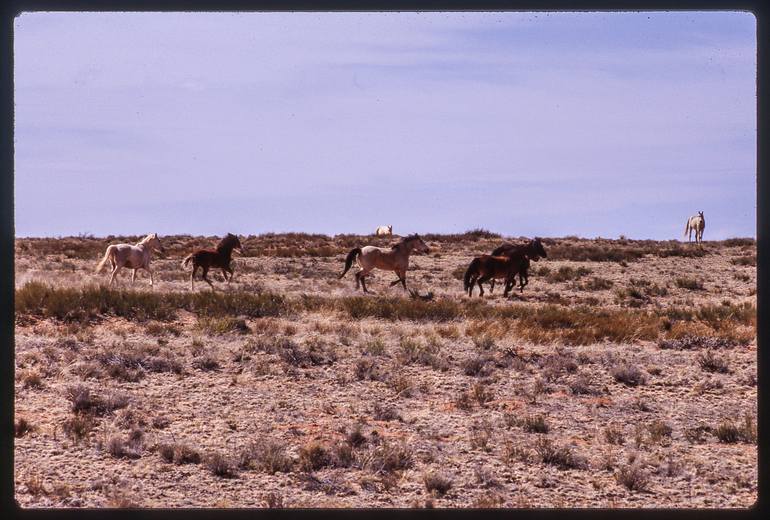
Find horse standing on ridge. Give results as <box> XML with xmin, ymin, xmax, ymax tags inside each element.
<box><xmin>339</xmin><ymin>234</ymin><xmax>430</xmax><ymax>293</ymax></box>
<box><xmin>375</xmin><ymin>225</ymin><xmax>393</xmax><ymax>236</ymax></box>
<box><xmin>684</xmin><ymin>212</ymin><xmax>706</xmax><ymax>244</ymax></box>
<box><xmin>95</xmin><ymin>233</ymin><xmax>165</xmax><ymax>287</ymax></box>
<box><xmin>182</xmin><ymin>233</ymin><xmax>243</xmax><ymax>291</ymax></box>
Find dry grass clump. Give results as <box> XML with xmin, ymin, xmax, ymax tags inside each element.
<box><xmin>354</xmin><ymin>356</ymin><xmax>389</xmax><ymax>382</ymax></box>
<box><xmin>358</xmin><ymin>441</ymin><xmax>414</xmax><ymax>474</ymax></box>
<box><xmin>539</xmin><ymin>349</ymin><xmax>578</xmax><ymax>382</ymax></box>
<box><xmin>610</xmin><ymin>364</ymin><xmax>646</xmax><ymax>387</ymax></box>
<box><xmin>196</xmin><ymin>316</ymin><xmax>251</xmax><ymax>335</ymax></box>
<box><xmin>462</xmin><ymin>355</ymin><xmax>494</xmax><ymax>377</ymax></box>
<box><xmin>205</xmin><ymin>452</ymin><xmax>238</xmax><ymax>478</ymax></box>
<box><xmin>238</xmin><ymin>439</ymin><xmax>294</xmax><ymax>474</ymax></box>
<box><xmin>581</xmin><ymin>277</ymin><xmax>614</xmax><ymax>291</ymax></box>
<box><xmin>19</xmin><ymin>369</ymin><xmax>44</xmax><ymax>390</ymax></box>
<box><xmin>568</xmin><ymin>372</ymin><xmax>601</xmax><ymax>396</ymax></box>
<box><xmin>15</xmin><ymin>417</ymin><xmax>36</xmax><ymax>438</ymax></box>
<box><xmin>397</xmin><ymin>338</ymin><xmax>449</xmax><ymax>371</ymax></box>
<box><xmin>647</xmin><ymin>420</ymin><xmax>673</xmax><ymax>444</ymax></box>
<box><xmin>298</xmin><ymin>441</ymin><xmax>332</xmax><ymax>472</ymax></box>
<box><xmin>731</xmin><ymin>255</ymin><xmax>756</xmax><ymax>266</ymax></box>
<box><xmin>372</xmin><ymin>403</ymin><xmax>401</xmax><ymax>422</ymax></box>
<box><xmin>615</xmin><ymin>463</ymin><xmax>651</xmax><ymax>492</ymax></box>
<box><xmin>66</xmin><ymin>385</ymin><xmax>130</xmax><ymax>416</ymax></box>
<box><xmin>521</xmin><ymin>415</ymin><xmax>549</xmax><ymax>434</ymax></box>
<box><xmin>696</xmin><ymin>350</ymin><xmax>730</xmax><ymax>373</ymax></box>
<box><xmin>546</xmin><ymin>265</ymin><xmax>592</xmax><ymax>283</ymax></box>
<box><xmin>423</xmin><ymin>472</ymin><xmax>453</xmax><ymax>497</ymax></box>
<box><xmin>675</xmin><ymin>277</ymin><xmax>705</xmax><ymax>291</ymax></box>
<box><xmin>158</xmin><ymin>442</ymin><xmax>201</xmax><ymax>464</ymax></box>
<box><xmin>104</xmin><ymin>428</ymin><xmax>144</xmax><ymax>459</ymax></box>
<box><xmin>658</xmin><ymin>335</ymin><xmax>739</xmax><ymax>350</ymax></box>
<box><xmin>714</xmin><ymin>415</ymin><xmax>756</xmax><ymax>444</ymax></box>
<box><xmin>604</xmin><ymin>424</ymin><xmax>625</xmax><ymax>445</ymax></box>
<box><xmin>533</xmin><ymin>437</ymin><xmax>588</xmax><ymax>470</ymax></box>
<box><xmin>61</xmin><ymin>414</ymin><xmax>96</xmax><ymax>442</ymax></box>
<box><xmin>191</xmin><ymin>354</ymin><xmax>221</xmax><ymax>371</ymax></box>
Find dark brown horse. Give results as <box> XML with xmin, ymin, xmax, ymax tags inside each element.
<box><xmin>182</xmin><ymin>233</ymin><xmax>243</xmax><ymax>291</ymax></box>
<box><xmin>488</xmin><ymin>238</ymin><xmax>547</xmax><ymax>293</ymax></box>
<box><xmin>463</xmin><ymin>252</ymin><xmax>529</xmax><ymax>297</ymax></box>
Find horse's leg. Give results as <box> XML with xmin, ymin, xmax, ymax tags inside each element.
<box><xmin>109</xmin><ymin>265</ymin><xmax>120</xmax><ymax>286</ymax></box>
<box><xmin>354</xmin><ymin>271</ymin><xmax>361</xmax><ymax>290</ymax></box>
<box><xmin>360</xmin><ymin>274</ymin><xmax>369</xmax><ymax>294</ymax></box>
<box><xmin>489</xmin><ymin>279</ymin><xmax>495</xmax><ymax>294</ymax></box>
<box><xmin>202</xmin><ymin>267</ymin><xmax>215</xmax><ymax>290</ymax></box>
<box><xmin>226</xmin><ymin>267</ymin><xmax>234</xmax><ymax>283</ymax></box>
<box><xmin>131</xmin><ymin>269</ymin><xmax>137</xmax><ymax>284</ymax></box>
<box><xmin>221</xmin><ymin>268</ymin><xmax>229</xmax><ymax>283</ymax></box>
<box><xmin>400</xmin><ymin>270</ymin><xmax>407</xmax><ymax>291</ymax></box>
<box><xmin>147</xmin><ymin>267</ymin><xmax>154</xmax><ymax>287</ymax></box>
<box><xmin>190</xmin><ymin>265</ymin><xmax>198</xmax><ymax>291</ymax></box>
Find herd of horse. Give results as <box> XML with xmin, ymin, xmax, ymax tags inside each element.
<box><xmin>93</xmin><ymin>212</ymin><xmax>706</xmax><ymax>296</ymax></box>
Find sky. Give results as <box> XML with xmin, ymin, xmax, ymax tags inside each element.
<box><xmin>13</xmin><ymin>11</ymin><xmax>756</xmax><ymax>239</ymax></box>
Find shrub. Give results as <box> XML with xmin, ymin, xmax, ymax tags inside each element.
<box><xmin>675</xmin><ymin>278</ymin><xmax>704</xmax><ymax>291</ymax></box>
<box><xmin>610</xmin><ymin>364</ymin><xmax>646</xmax><ymax>387</ymax></box>
<box><xmin>616</xmin><ymin>464</ymin><xmax>650</xmax><ymax>492</ymax></box>
<box><xmin>521</xmin><ymin>415</ymin><xmax>549</xmax><ymax>434</ymax></box>
<box><xmin>298</xmin><ymin>442</ymin><xmax>331</xmax><ymax>472</ymax></box>
<box><xmin>696</xmin><ymin>350</ymin><xmax>729</xmax><ymax>373</ymax></box>
<box><xmin>15</xmin><ymin>417</ymin><xmax>35</xmax><ymax>438</ymax></box>
<box><xmin>158</xmin><ymin>443</ymin><xmax>201</xmax><ymax>464</ymax></box>
<box><xmin>423</xmin><ymin>473</ymin><xmax>453</xmax><ymax>497</ymax></box>
<box><xmin>205</xmin><ymin>452</ymin><xmax>238</xmax><ymax>478</ymax></box>
<box><xmin>714</xmin><ymin>415</ymin><xmax>756</xmax><ymax>444</ymax></box>
<box><xmin>239</xmin><ymin>439</ymin><xmax>294</xmax><ymax>474</ymax></box>
<box><xmin>533</xmin><ymin>437</ymin><xmax>587</xmax><ymax>470</ymax></box>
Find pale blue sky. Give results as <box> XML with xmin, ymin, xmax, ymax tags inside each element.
<box><xmin>14</xmin><ymin>11</ymin><xmax>756</xmax><ymax>239</ymax></box>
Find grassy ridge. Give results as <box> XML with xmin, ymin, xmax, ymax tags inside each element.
<box><xmin>15</xmin><ymin>282</ymin><xmax>755</xmax><ymax>346</ymax></box>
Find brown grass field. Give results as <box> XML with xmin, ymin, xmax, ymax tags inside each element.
<box><xmin>13</xmin><ymin>232</ymin><xmax>757</xmax><ymax>508</ymax></box>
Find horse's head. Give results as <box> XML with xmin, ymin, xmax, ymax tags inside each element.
<box><xmin>388</xmin><ymin>225</ymin><xmax>393</xmax><ymax>234</ymax></box>
<box><xmin>529</xmin><ymin>237</ymin><xmax>547</xmax><ymax>261</ymax></box>
<box><xmin>144</xmin><ymin>233</ymin><xmax>165</xmax><ymax>253</ymax></box>
<box><xmin>407</xmin><ymin>234</ymin><xmax>430</xmax><ymax>254</ymax></box>
<box><xmin>698</xmin><ymin>211</ymin><xmax>704</xmax><ymax>218</ymax></box>
<box><xmin>219</xmin><ymin>233</ymin><xmax>243</xmax><ymax>255</ymax></box>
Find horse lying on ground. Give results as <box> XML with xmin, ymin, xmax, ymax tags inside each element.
<box><xmin>463</xmin><ymin>252</ymin><xmax>530</xmax><ymax>297</ymax></box>
<box><xmin>182</xmin><ymin>233</ymin><xmax>243</xmax><ymax>291</ymax></box>
<box><xmin>684</xmin><ymin>211</ymin><xmax>705</xmax><ymax>244</ymax></box>
<box><xmin>95</xmin><ymin>233</ymin><xmax>165</xmax><ymax>287</ymax></box>
<box><xmin>339</xmin><ymin>234</ymin><xmax>429</xmax><ymax>293</ymax></box>
<box><xmin>487</xmin><ymin>238</ymin><xmax>548</xmax><ymax>293</ymax></box>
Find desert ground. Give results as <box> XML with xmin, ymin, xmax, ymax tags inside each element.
<box><xmin>13</xmin><ymin>232</ymin><xmax>757</xmax><ymax>508</ymax></box>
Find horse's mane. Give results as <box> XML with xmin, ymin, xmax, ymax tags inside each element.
<box><xmin>137</xmin><ymin>233</ymin><xmax>155</xmax><ymax>245</ymax></box>
<box><xmin>391</xmin><ymin>233</ymin><xmax>420</xmax><ymax>250</ymax></box>
<box><xmin>215</xmin><ymin>233</ymin><xmax>239</xmax><ymax>251</ymax></box>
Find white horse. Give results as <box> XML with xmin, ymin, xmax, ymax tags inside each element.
<box><xmin>95</xmin><ymin>233</ymin><xmax>165</xmax><ymax>286</ymax></box>
<box><xmin>375</xmin><ymin>225</ymin><xmax>393</xmax><ymax>236</ymax></box>
<box><xmin>684</xmin><ymin>211</ymin><xmax>706</xmax><ymax>244</ymax></box>
<box><xmin>339</xmin><ymin>234</ymin><xmax>429</xmax><ymax>293</ymax></box>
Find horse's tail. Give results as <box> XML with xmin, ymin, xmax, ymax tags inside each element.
<box><xmin>464</xmin><ymin>258</ymin><xmax>480</xmax><ymax>290</ymax></box>
<box><xmin>683</xmin><ymin>218</ymin><xmax>691</xmax><ymax>238</ymax></box>
<box><xmin>95</xmin><ymin>246</ymin><xmax>114</xmax><ymax>273</ymax></box>
<box><xmin>339</xmin><ymin>248</ymin><xmax>362</xmax><ymax>279</ymax></box>
<box><xmin>181</xmin><ymin>254</ymin><xmax>194</xmax><ymax>268</ymax></box>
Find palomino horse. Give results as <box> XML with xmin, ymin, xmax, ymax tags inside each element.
<box><xmin>95</xmin><ymin>233</ymin><xmax>165</xmax><ymax>286</ymax></box>
<box><xmin>339</xmin><ymin>234</ymin><xmax>430</xmax><ymax>293</ymax></box>
<box><xmin>684</xmin><ymin>211</ymin><xmax>706</xmax><ymax>244</ymax></box>
<box><xmin>375</xmin><ymin>225</ymin><xmax>393</xmax><ymax>236</ymax></box>
<box><xmin>488</xmin><ymin>238</ymin><xmax>548</xmax><ymax>293</ymax></box>
<box><xmin>181</xmin><ymin>233</ymin><xmax>243</xmax><ymax>291</ymax></box>
<box><xmin>463</xmin><ymin>253</ymin><xmax>529</xmax><ymax>297</ymax></box>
